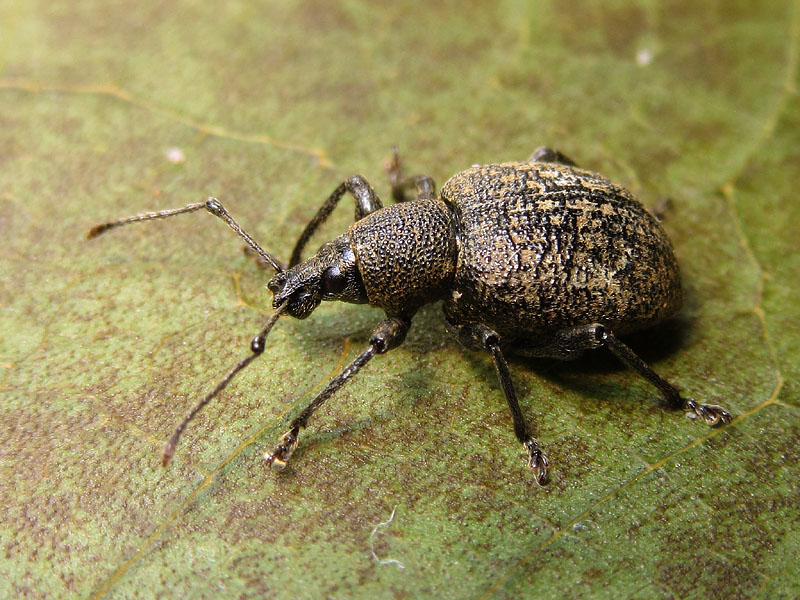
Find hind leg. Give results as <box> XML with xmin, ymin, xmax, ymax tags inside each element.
<box><xmin>516</xmin><ymin>323</ymin><xmax>731</xmax><ymax>425</ymax></box>
<box><xmin>529</xmin><ymin>146</ymin><xmax>577</xmax><ymax>166</ymax></box>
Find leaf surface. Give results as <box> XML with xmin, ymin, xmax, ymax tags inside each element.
<box><xmin>1</xmin><ymin>1</ymin><xmax>798</xmax><ymax>598</ymax></box>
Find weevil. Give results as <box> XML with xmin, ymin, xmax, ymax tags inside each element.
<box><xmin>88</xmin><ymin>147</ymin><xmax>731</xmax><ymax>484</ymax></box>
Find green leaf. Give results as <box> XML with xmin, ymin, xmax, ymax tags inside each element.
<box><xmin>1</xmin><ymin>0</ymin><xmax>798</xmax><ymax>598</ymax></box>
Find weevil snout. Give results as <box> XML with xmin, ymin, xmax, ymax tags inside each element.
<box><xmin>270</xmin><ymin>268</ymin><xmax>322</xmax><ymax>319</ymax></box>
<box><xmin>267</xmin><ymin>272</ymin><xmax>287</xmax><ymax>294</ymax></box>
<box><xmin>267</xmin><ymin>271</ymin><xmax>316</xmax><ymax>318</ymax></box>
<box><xmin>269</xmin><ymin>234</ymin><xmax>368</xmax><ymax>319</ymax></box>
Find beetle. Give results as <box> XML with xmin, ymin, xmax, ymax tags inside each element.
<box><xmin>88</xmin><ymin>147</ymin><xmax>731</xmax><ymax>485</ymax></box>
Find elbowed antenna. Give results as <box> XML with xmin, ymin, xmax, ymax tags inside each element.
<box><xmin>162</xmin><ymin>300</ymin><xmax>288</xmax><ymax>466</ymax></box>
<box><xmin>88</xmin><ymin>196</ymin><xmax>291</xmax><ymax>463</ymax></box>
<box><xmin>88</xmin><ymin>198</ymin><xmax>286</xmax><ymax>272</ymax></box>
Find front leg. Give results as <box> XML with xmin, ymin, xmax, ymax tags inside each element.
<box><xmin>265</xmin><ymin>316</ymin><xmax>410</xmax><ymax>469</ymax></box>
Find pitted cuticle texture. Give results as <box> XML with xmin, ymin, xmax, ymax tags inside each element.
<box><xmin>349</xmin><ymin>199</ymin><xmax>458</xmax><ymax>317</ymax></box>
<box><xmin>441</xmin><ymin>162</ymin><xmax>681</xmax><ymax>345</ymax></box>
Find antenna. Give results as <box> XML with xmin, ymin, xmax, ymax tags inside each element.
<box><xmin>88</xmin><ymin>198</ymin><xmax>286</xmax><ymax>272</ymax></box>
<box><xmin>162</xmin><ymin>300</ymin><xmax>288</xmax><ymax>466</ymax></box>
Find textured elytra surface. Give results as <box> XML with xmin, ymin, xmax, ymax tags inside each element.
<box><xmin>441</xmin><ymin>162</ymin><xmax>681</xmax><ymax>342</ymax></box>
<box><xmin>1</xmin><ymin>1</ymin><xmax>799</xmax><ymax>599</ymax></box>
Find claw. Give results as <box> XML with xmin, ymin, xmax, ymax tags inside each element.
<box><xmin>524</xmin><ymin>439</ymin><xmax>550</xmax><ymax>486</ymax></box>
<box><xmin>684</xmin><ymin>398</ymin><xmax>732</xmax><ymax>427</ymax></box>
<box><xmin>264</xmin><ymin>428</ymin><xmax>299</xmax><ymax>471</ymax></box>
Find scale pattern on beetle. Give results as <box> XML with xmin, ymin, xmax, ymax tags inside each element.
<box><xmin>442</xmin><ymin>162</ymin><xmax>681</xmax><ymax>343</ymax></box>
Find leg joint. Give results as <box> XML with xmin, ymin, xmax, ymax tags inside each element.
<box><xmin>370</xmin><ymin>317</ymin><xmax>410</xmax><ymax>354</ymax></box>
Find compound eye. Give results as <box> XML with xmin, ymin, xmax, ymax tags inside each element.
<box><xmin>322</xmin><ymin>265</ymin><xmax>346</xmax><ymax>296</ymax></box>
<box><xmin>268</xmin><ymin>273</ymin><xmax>287</xmax><ymax>294</ymax></box>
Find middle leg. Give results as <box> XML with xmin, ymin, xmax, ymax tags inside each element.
<box><xmin>528</xmin><ymin>146</ymin><xmax>577</xmax><ymax>166</ymax></box>
<box><xmin>447</xmin><ymin>321</ymin><xmax>549</xmax><ymax>485</ymax></box>
<box><xmin>386</xmin><ymin>146</ymin><xmax>437</xmax><ymax>203</ymax></box>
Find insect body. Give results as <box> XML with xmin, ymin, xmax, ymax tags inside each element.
<box><xmin>89</xmin><ymin>147</ymin><xmax>730</xmax><ymax>485</ymax></box>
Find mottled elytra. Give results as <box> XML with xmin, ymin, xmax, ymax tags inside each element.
<box><xmin>88</xmin><ymin>147</ymin><xmax>731</xmax><ymax>485</ymax></box>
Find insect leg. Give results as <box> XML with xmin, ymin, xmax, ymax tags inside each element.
<box><xmin>289</xmin><ymin>176</ymin><xmax>383</xmax><ymax>267</ymax></box>
<box><xmin>597</xmin><ymin>326</ymin><xmax>732</xmax><ymax>426</ymax></box>
<box><xmin>528</xmin><ymin>146</ymin><xmax>577</xmax><ymax>166</ymax></box>
<box><xmin>265</xmin><ymin>316</ymin><xmax>410</xmax><ymax>470</ymax></box>
<box><xmin>88</xmin><ymin>198</ymin><xmax>285</xmax><ymax>272</ymax></box>
<box><xmin>522</xmin><ymin>323</ymin><xmax>732</xmax><ymax>426</ymax></box>
<box><xmin>386</xmin><ymin>146</ymin><xmax>436</xmax><ymax>203</ymax></box>
<box><xmin>446</xmin><ymin>321</ymin><xmax>549</xmax><ymax>485</ymax></box>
